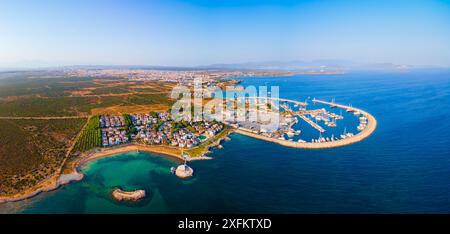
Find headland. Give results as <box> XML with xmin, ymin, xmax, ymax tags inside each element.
<box><xmin>0</xmin><ymin>98</ymin><xmax>376</xmax><ymax>204</ymax></box>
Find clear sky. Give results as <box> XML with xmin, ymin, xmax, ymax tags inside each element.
<box><xmin>0</xmin><ymin>0</ymin><xmax>449</xmax><ymax>67</ymax></box>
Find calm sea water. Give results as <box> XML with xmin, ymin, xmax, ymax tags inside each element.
<box><xmin>2</xmin><ymin>70</ymin><xmax>450</xmax><ymax>213</ymax></box>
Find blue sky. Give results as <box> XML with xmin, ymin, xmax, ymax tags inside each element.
<box><xmin>0</xmin><ymin>0</ymin><xmax>449</xmax><ymax>67</ymax></box>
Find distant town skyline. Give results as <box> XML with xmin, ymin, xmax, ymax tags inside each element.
<box><xmin>1</xmin><ymin>0</ymin><xmax>449</xmax><ymax>68</ymax></box>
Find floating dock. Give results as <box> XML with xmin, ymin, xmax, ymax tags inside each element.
<box><xmin>297</xmin><ymin>115</ymin><xmax>325</xmax><ymax>133</ymax></box>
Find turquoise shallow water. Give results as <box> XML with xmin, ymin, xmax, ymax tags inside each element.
<box><xmin>1</xmin><ymin>70</ymin><xmax>450</xmax><ymax>213</ymax></box>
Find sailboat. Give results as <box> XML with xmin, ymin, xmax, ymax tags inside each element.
<box><xmin>346</xmin><ymin>104</ymin><xmax>354</xmax><ymax>112</ymax></box>
<box><xmin>341</xmin><ymin>127</ymin><xmax>347</xmax><ymax>139</ymax></box>
<box><xmin>318</xmin><ymin>132</ymin><xmax>326</xmax><ymax>143</ymax></box>
<box><xmin>333</xmin><ymin>109</ymin><xmax>344</xmax><ymax>120</ymax></box>
<box><xmin>330</xmin><ymin>97</ymin><xmax>337</xmax><ymax>108</ymax></box>
<box><xmin>327</xmin><ymin>117</ymin><xmax>337</xmax><ymax>127</ymax></box>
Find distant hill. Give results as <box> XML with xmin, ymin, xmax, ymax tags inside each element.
<box><xmin>2</xmin><ymin>60</ymin><xmax>444</xmax><ymax>73</ymax></box>
<box><xmin>198</xmin><ymin>60</ymin><xmax>417</xmax><ymax>72</ymax></box>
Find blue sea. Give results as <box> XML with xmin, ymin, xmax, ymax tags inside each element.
<box><xmin>1</xmin><ymin>70</ymin><xmax>450</xmax><ymax>213</ymax></box>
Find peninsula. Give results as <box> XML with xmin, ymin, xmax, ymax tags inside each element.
<box><xmin>0</xmin><ymin>68</ymin><xmax>376</xmax><ymax>204</ymax></box>
<box><xmin>0</xmin><ymin>96</ymin><xmax>376</xmax><ymax>204</ymax></box>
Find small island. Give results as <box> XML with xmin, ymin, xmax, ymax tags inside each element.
<box><xmin>112</xmin><ymin>189</ymin><xmax>146</xmax><ymax>202</ymax></box>
<box><xmin>175</xmin><ymin>164</ymin><xmax>194</xmax><ymax>178</ymax></box>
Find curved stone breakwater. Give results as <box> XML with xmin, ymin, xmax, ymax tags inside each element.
<box><xmin>235</xmin><ymin>99</ymin><xmax>377</xmax><ymax>149</ymax></box>
<box><xmin>112</xmin><ymin>189</ymin><xmax>146</xmax><ymax>202</ymax></box>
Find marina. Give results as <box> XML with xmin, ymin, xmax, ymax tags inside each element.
<box><xmin>0</xmin><ymin>0</ymin><xmax>448</xmax><ymax>217</ymax></box>
<box><xmin>2</xmin><ymin>71</ymin><xmax>448</xmax><ymax>214</ymax></box>
<box><xmin>233</xmin><ymin>98</ymin><xmax>377</xmax><ymax>149</ymax></box>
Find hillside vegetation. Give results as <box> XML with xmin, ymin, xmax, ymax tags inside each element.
<box><xmin>0</xmin><ymin>118</ymin><xmax>85</xmax><ymax>195</ymax></box>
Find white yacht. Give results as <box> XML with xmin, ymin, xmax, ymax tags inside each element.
<box><xmin>286</xmin><ymin>130</ymin><xmax>295</xmax><ymax>137</ymax></box>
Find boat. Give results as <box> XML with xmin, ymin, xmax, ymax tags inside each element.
<box><xmin>170</xmin><ymin>167</ymin><xmax>176</xmax><ymax>174</ymax></box>
<box><xmin>286</xmin><ymin>131</ymin><xmax>295</xmax><ymax>137</ymax></box>
<box><xmin>317</xmin><ymin>132</ymin><xmax>325</xmax><ymax>143</ymax></box>
<box><xmin>330</xmin><ymin>98</ymin><xmax>337</xmax><ymax>108</ymax></box>
<box><xmin>335</xmin><ymin>110</ymin><xmax>344</xmax><ymax>119</ymax></box>
<box><xmin>354</xmin><ymin>111</ymin><xmax>361</xmax><ymax>116</ymax></box>
<box><xmin>298</xmin><ymin>139</ymin><xmax>306</xmax><ymax>143</ymax></box>
<box><xmin>346</xmin><ymin>104</ymin><xmax>354</xmax><ymax>112</ymax></box>
<box><xmin>327</xmin><ymin>118</ymin><xmax>337</xmax><ymax>127</ymax></box>
<box><xmin>340</xmin><ymin>127</ymin><xmax>348</xmax><ymax>139</ymax></box>
<box><xmin>295</xmin><ymin>130</ymin><xmax>301</xmax><ymax>135</ymax></box>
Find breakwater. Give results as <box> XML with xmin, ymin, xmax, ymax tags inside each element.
<box><xmin>234</xmin><ymin>99</ymin><xmax>376</xmax><ymax>149</ymax></box>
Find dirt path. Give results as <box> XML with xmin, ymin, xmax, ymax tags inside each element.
<box><xmin>68</xmin><ymin>91</ymin><xmax>170</xmax><ymax>98</ymax></box>
<box><xmin>0</xmin><ymin>116</ymin><xmax>89</xmax><ymax>120</ymax></box>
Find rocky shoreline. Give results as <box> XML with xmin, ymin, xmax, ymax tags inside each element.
<box><xmin>0</xmin><ymin>142</ymin><xmax>221</xmax><ymax>204</ymax></box>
